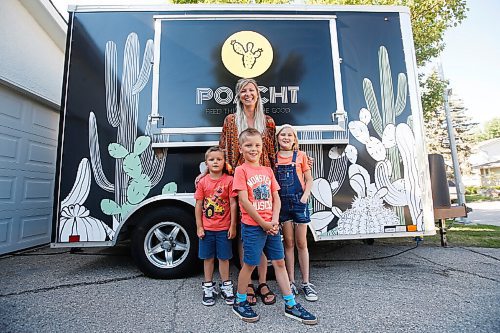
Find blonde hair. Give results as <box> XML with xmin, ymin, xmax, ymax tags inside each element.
<box><xmin>238</xmin><ymin>128</ymin><xmax>263</xmax><ymax>146</ymax></box>
<box><xmin>234</xmin><ymin>78</ymin><xmax>266</xmax><ymax>134</ymax></box>
<box><xmin>204</xmin><ymin>146</ymin><xmax>228</xmax><ymax>174</ymax></box>
<box><xmin>276</xmin><ymin>124</ymin><xmax>299</xmax><ymax>150</ymax></box>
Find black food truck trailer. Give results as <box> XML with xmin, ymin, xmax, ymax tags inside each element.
<box><xmin>52</xmin><ymin>4</ymin><xmax>435</xmax><ymax>278</ymax></box>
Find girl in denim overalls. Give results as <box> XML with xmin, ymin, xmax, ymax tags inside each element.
<box><xmin>275</xmin><ymin>124</ymin><xmax>318</xmax><ymax>302</ymax></box>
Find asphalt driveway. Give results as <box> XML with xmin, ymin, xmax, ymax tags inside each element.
<box><xmin>1</xmin><ymin>241</ymin><xmax>499</xmax><ymax>333</ymax></box>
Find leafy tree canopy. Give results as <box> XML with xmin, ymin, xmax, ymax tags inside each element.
<box><xmin>478</xmin><ymin>118</ymin><xmax>500</xmax><ymax>141</ymax></box>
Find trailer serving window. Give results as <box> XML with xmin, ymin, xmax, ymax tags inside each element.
<box><xmin>150</xmin><ymin>14</ymin><xmax>347</xmax><ymax>147</ymax></box>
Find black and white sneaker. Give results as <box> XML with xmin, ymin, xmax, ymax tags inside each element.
<box><xmin>302</xmin><ymin>282</ymin><xmax>318</xmax><ymax>301</ymax></box>
<box><xmin>220</xmin><ymin>280</ymin><xmax>235</xmax><ymax>305</ymax></box>
<box><xmin>202</xmin><ymin>281</ymin><xmax>217</xmax><ymax>306</ymax></box>
<box><xmin>285</xmin><ymin>303</ymin><xmax>317</xmax><ymax>325</ymax></box>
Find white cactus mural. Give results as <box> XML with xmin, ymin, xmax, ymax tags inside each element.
<box><xmin>59</xmin><ymin>159</ymin><xmax>114</xmax><ymax>242</ymax></box>
<box><xmin>89</xmin><ymin>32</ymin><xmax>166</xmax><ymax>230</ymax></box>
<box><xmin>310</xmin><ymin>45</ymin><xmax>424</xmax><ymax>236</ymax></box>
<box><xmin>59</xmin><ymin>32</ymin><xmax>168</xmax><ymax>242</ymax></box>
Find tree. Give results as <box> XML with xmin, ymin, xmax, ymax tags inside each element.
<box><xmin>307</xmin><ymin>0</ymin><xmax>468</xmax><ymax>120</ymax></box>
<box><xmin>478</xmin><ymin>118</ymin><xmax>500</xmax><ymax>141</ymax></box>
<box><xmin>420</xmin><ymin>70</ymin><xmax>448</xmax><ymax>122</ymax></box>
<box><xmin>425</xmin><ymin>96</ymin><xmax>478</xmax><ymax>175</ymax></box>
<box><xmin>308</xmin><ymin>0</ymin><xmax>468</xmax><ymax>67</ymax></box>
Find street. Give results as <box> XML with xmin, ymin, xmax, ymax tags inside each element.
<box><xmin>467</xmin><ymin>201</ymin><xmax>500</xmax><ymax>226</ymax></box>
<box><xmin>1</xmin><ymin>241</ymin><xmax>499</xmax><ymax>333</ymax></box>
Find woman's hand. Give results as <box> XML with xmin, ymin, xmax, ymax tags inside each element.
<box><xmin>307</xmin><ymin>155</ymin><xmax>314</xmax><ymax>168</ymax></box>
<box><xmin>194</xmin><ymin>170</ymin><xmax>208</xmax><ymax>188</ymax></box>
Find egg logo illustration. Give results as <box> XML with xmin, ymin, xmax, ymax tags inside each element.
<box><xmin>221</xmin><ymin>31</ymin><xmax>273</xmax><ymax>78</ymax></box>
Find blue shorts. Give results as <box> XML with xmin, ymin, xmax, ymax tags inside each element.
<box><xmin>279</xmin><ymin>194</ymin><xmax>311</xmax><ymax>224</ymax></box>
<box><xmin>241</xmin><ymin>223</ymin><xmax>284</xmax><ymax>266</ymax></box>
<box><xmin>198</xmin><ymin>230</ymin><xmax>233</xmax><ymax>260</ymax></box>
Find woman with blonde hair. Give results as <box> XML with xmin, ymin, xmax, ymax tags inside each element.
<box><xmin>219</xmin><ymin>78</ymin><xmax>277</xmax><ymax>305</ymax></box>
<box><xmin>220</xmin><ymin>78</ymin><xmax>276</xmax><ymax>172</ymax></box>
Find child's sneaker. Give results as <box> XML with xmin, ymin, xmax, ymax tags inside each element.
<box><xmin>285</xmin><ymin>303</ymin><xmax>318</xmax><ymax>325</ymax></box>
<box><xmin>202</xmin><ymin>281</ymin><xmax>217</xmax><ymax>306</ymax></box>
<box><xmin>290</xmin><ymin>282</ymin><xmax>299</xmax><ymax>296</ymax></box>
<box><xmin>301</xmin><ymin>282</ymin><xmax>318</xmax><ymax>301</ymax></box>
<box><xmin>233</xmin><ymin>300</ymin><xmax>260</xmax><ymax>323</ymax></box>
<box><xmin>220</xmin><ymin>280</ymin><xmax>235</xmax><ymax>305</ymax></box>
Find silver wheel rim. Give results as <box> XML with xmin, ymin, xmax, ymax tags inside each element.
<box><xmin>143</xmin><ymin>221</ymin><xmax>190</xmax><ymax>269</ymax></box>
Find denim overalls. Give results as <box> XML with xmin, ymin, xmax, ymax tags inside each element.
<box><xmin>275</xmin><ymin>151</ymin><xmax>310</xmax><ymax>223</ymax></box>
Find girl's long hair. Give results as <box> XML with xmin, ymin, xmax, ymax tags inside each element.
<box><xmin>234</xmin><ymin>78</ymin><xmax>266</xmax><ymax>134</ymax></box>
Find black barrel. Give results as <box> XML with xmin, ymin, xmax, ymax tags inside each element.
<box><xmin>428</xmin><ymin>154</ymin><xmax>451</xmax><ymax>208</ymax></box>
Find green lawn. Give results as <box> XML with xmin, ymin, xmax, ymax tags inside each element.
<box><xmin>369</xmin><ymin>224</ymin><xmax>500</xmax><ymax>248</ymax></box>
<box><xmin>432</xmin><ymin>224</ymin><xmax>500</xmax><ymax>248</ymax></box>
<box><xmin>465</xmin><ymin>194</ymin><xmax>499</xmax><ymax>202</ymax></box>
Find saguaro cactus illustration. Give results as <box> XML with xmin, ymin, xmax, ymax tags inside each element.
<box><xmin>363</xmin><ymin>46</ymin><xmax>407</xmax><ymax>184</ymax></box>
<box><xmin>89</xmin><ymin>32</ymin><xmax>166</xmax><ymax>230</ymax></box>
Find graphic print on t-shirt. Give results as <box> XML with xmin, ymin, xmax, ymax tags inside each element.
<box><xmin>247</xmin><ymin>174</ymin><xmax>272</xmax><ymax>211</ymax></box>
<box><xmin>253</xmin><ymin>184</ymin><xmax>270</xmax><ymax>200</ymax></box>
<box><xmin>203</xmin><ymin>186</ymin><xmax>227</xmax><ymax>218</ymax></box>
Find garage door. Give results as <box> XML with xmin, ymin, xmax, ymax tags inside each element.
<box><xmin>0</xmin><ymin>84</ymin><xmax>59</xmax><ymax>254</ymax></box>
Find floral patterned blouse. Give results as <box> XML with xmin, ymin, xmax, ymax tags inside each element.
<box><xmin>219</xmin><ymin>113</ymin><xmax>277</xmax><ymax>174</ymax></box>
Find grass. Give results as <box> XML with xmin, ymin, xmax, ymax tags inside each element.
<box><xmin>374</xmin><ymin>223</ymin><xmax>500</xmax><ymax>248</ymax></box>
<box><xmin>432</xmin><ymin>223</ymin><xmax>500</xmax><ymax>248</ymax></box>
<box><xmin>464</xmin><ymin>194</ymin><xmax>499</xmax><ymax>202</ymax></box>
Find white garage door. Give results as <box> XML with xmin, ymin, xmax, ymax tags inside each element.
<box><xmin>0</xmin><ymin>84</ymin><xmax>59</xmax><ymax>254</ymax></box>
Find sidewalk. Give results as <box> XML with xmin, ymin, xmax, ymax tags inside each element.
<box><xmin>466</xmin><ymin>201</ymin><xmax>500</xmax><ymax>226</ymax></box>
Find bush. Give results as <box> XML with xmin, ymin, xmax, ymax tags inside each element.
<box><xmin>465</xmin><ymin>186</ymin><xmax>478</xmax><ymax>195</ymax></box>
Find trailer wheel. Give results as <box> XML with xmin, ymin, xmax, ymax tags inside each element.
<box><xmin>131</xmin><ymin>207</ymin><xmax>198</xmax><ymax>279</ymax></box>
<box><xmin>362</xmin><ymin>238</ymin><xmax>375</xmax><ymax>245</ymax></box>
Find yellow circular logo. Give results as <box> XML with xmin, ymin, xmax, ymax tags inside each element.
<box><xmin>221</xmin><ymin>31</ymin><xmax>273</xmax><ymax>78</ymax></box>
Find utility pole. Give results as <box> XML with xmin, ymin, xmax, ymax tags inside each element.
<box><xmin>438</xmin><ymin>62</ymin><xmax>469</xmax><ymax>223</ymax></box>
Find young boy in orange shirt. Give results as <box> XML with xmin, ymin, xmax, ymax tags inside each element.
<box><xmin>231</xmin><ymin>128</ymin><xmax>317</xmax><ymax>325</ymax></box>
<box><xmin>195</xmin><ymin>146</ymin><xmax>237</xmax><ymax>306</ymax></box>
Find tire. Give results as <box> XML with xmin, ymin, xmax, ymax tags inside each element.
<box><xmin>362</xmin><ymin>238</ymin><xmax>375</xmax><ymax>245</ymax></box>
<box><xmin>131</xmin><ymin>206</ymin><xmax>198</xmax><ymax>279</ymax></box>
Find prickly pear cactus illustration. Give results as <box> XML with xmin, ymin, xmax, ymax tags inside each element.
<box><xmin>100</xmin><ymin>136</ymin><xmax>153</xmax><ymax>218</ymax></box>
<box><xmin>231</xmin><ymin>40</ymin><xmax>263</xmax><ymax>69</ymax></box>
<box><xmin>350</xmin><ymin>45</ymin><xmax>408</xmax><ymax>224</ymax></box>
<box><xmin>348</xmin><ymin>45</ymin><xmax>423</xmax><ymax>229</ymax></box>
<box><xmin>88</xmin><ymin>32</ymin><xmax>166</xmax><ymax>229</ymax></box>
<box><xmin>311</xmin><ymin>45</ymin><xmax>424</xmax><ymax>236</ymax></box>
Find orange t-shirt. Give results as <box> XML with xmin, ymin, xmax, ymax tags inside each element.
<box><xmin>194</xmin><ymin>173</ymin><xmax>236</xmax><ymax>231</ymax></box>
<box><xmin>232</xmin><ymin>163</ymin><xmax>280</xmax><ymax>226</ymax></box>
<box><xmin>275</xmin><ymin>150</ymin><xmax>311</xmax><ymax>190</ymax></box>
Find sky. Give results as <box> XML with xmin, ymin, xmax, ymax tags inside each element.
<box><xmin>51</xmin><ymin>0</ymin><xmax>500</xmax><ymax>127</ymax></box>
<box><xmin>438</xmin><ymin>0</ymin><xmax>500</xmax><ymax>127</ymax></box>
